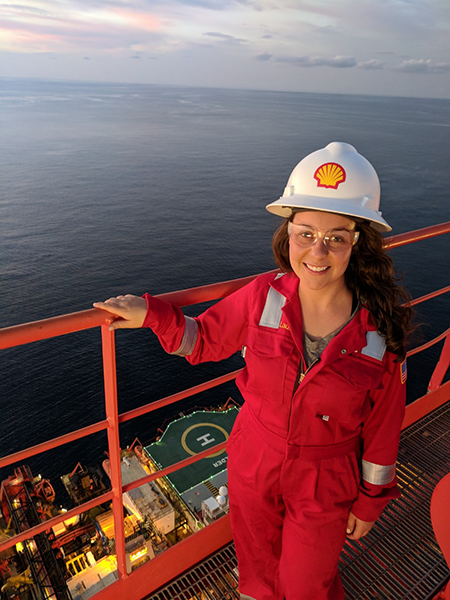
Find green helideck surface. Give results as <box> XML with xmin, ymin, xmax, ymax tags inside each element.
<box><xmin>145</xmin><ymin>407</ymin><xmax>239</xmax><ymax>494</ymax></box>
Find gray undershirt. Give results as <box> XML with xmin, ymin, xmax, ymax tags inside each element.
<box><xmin>303</xmin><ymin>303</ymin><xmax>360</xmax><ymax>367</ymax></box>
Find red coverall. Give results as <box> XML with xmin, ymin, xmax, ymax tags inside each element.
<box><xmin>142</xmin><ymin>272</ymin><xmax>406</xmax><ymax>600</ymax></box>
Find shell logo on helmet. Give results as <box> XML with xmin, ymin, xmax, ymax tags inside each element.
<box><xmin>314</xmin><ymin>162</ymin><xmax>346</xmax><ymax>190</ymax></box>
<box><xmin>265</xmin><ymin>141</ymin><xmax>392</xmax><ymax>232</ymax></box>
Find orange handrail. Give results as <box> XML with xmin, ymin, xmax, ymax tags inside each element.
<box><xmin>407</xmin><ymin>327</ymin><xmax>450</xmax><ymax>358</ymax></box>
<box><xmin>383</xmin><ymin>221</ymin><xmax>450</xmax><ymax>249</ymax></box>
<box><xmin>1</xmin><ymin>222</ymin><xmax>449</xmax><ymax>351</ymax></box>
<box><xmin>0</xmin><ymin>419</ymin><xmax>109</xmax><ymax>471</ymax></box>
<box><xmin>0</xmin><ymin>221</ymin><xmax>449</xmax><ymax>596</ymax></box>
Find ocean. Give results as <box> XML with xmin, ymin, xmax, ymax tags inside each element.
<box><xmin>0</xmin><ymin>77</ymin><xmax>449</xmax><ymax>502</ymax></box>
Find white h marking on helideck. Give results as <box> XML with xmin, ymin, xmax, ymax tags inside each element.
<box><xmin>197</xmin><ymin>433</ymin><xmax>216</xmax><ymax>446</ymax></box>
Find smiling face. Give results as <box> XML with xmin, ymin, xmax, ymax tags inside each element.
<box><xmin>288</xmin><ymin>210</ymin><xmax>357</xmax><ymax>294</ymax></box>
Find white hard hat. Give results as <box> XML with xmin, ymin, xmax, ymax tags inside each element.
<box><xmin>266</xmin><ymin>142</ymin><xmax>391</xmax><ymax>232</ymax></box>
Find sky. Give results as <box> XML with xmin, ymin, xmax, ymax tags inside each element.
<box><xmin>1</xmin><ymin>0</ymin><xmax>450</xmax><ymax>98</ymax></box>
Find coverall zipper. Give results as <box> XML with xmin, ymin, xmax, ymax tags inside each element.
<box><xmin>293</xmin><ymin>355</ymin><xmax>319</xmax><ymax>395</ymax></box>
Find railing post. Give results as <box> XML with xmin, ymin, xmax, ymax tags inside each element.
<box><xmin>101</xmin><ymin>324</ymin><xmax>127</xmax><ymax>580</ymax></box>
<box><xmin>428</xmin><ymin>333</ymin><xmax>450</xmax><ymax>392</ymax></box>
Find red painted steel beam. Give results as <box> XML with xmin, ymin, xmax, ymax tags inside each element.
<box><xmin>0</xmin><ymin>419</ymin><xmax>108</xmax><ymax>470</ymax></box>
<box><xmin>0</xmin><ymin>308</ymin><xmax>109</xmax><ymax>350</ymax></box>
<box><xmin>101</xmin><ymin>324</ymin><xmax>127</xmax><ymax>580</ymax></box>
<box><xmin>402</xmin><ymin>379</ymin><xmax>450</xmax><ymax>430</ymax></box>
<box><xmin>383</xmin><ymin>221</ymin><xmax>450</xmax><ymax>249</ymax></box>
<box><xmin>0</xmin><ymin>440</ymin><xmax>230</xmax><ymax>557</ymax></box>
<box><xmin>407</xmin><ymin>327</ymin><xmax>450</xmax><ymax>357</ymax></box>
<box><xmin>0</xmin><ymin>439</ymin><xmax>229</xmax><ymax>554</ymax></box>
<box><xmin>0</xmin><ymin>220</ymin><xmax>448</xmax><ymax>351</ymax></box>
<box><xmin>428</xmin><ymin>333</ymin><xmax>450</xmax><ymax>392</ymax></box>
<box><xmin>155</xmin><ymin>269</ymin><xmax>278</xmax><ymax>306</ymax></box>
<box><xmin>118</xmin><ymin>368</ymin><xmax>243</xmax><ymax>423</ymax></box>
<box><xmin>0</xmin><ymin>490</ymin><xmax>113</xmax><ymax>554</ymax></box>
<box><xmin>0</xmin><ymin>273</ymin><xmax>270</xmax><ymax>349</ymax></box>
<box><xmin>430</xmin><ymin>473</ymin><xmax>450</xmax><ymax>600</ymax></box>
<box><xmin>408</xmin><ymin>285</ymin><xmax>450</xmax><ymax>307</ymax></box>
<box><xmin>122</xmin><ymin>440</ymin><xmax>228</xmax><ymax>494</ymax></box>
<box><xmin>0</xmin><ymin>371</ymin><xmax>241</xmax><ymax>483</ymax></box>
<box><xmin>91</xmin><ymin>514</ymin><xmax>233</xmax><ymax>600</ymax></box>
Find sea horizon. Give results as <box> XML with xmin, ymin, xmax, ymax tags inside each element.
<box><xmin>2</xmin><ymin>74</ymin><xmax>450</xmax><ymax>103</ymax></box>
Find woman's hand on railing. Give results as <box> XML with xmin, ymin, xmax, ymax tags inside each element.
<box><xmin>93</xmin><ymin>295</ymin><xmax>148</xmax><ymax>330</ymax></box>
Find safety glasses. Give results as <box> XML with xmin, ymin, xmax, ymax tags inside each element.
<box><xmin>288</xmin><ymin>222</ymin><xmax>359</xmax><ymax>252</ymax></box>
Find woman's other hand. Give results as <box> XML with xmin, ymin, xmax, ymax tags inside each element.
<box><xmin>93</xmin><ymin>295</ymin><xmax>148</xmax><ymax>330</ymax></box>
<box><xmin>346</xmin><ymin>512</ymin><xmax>375</xmax><ymax>540</ymax></box>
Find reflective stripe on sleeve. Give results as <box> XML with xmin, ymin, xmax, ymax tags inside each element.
<box><xmin>361</xmin><ymin>330</ymin><xmax>386</xmax><ymax>362</ymax></box>
<box><xmin>362</xmin><ymin>460</ymin><xmax>396</xmax><ymax>485</ymax></box>
<box><xmin>259</xmin><ymin>286</ymin><xmax>286</xmax><ymax>329</ymax></box>
<box><xmin>171</xmin><ymin>316</ymin><xmax>198</xmax><ymax>356</ymax></box>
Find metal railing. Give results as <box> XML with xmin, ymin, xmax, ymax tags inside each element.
<box><xmin>0</xmin><ymin>221</ymin><xmax>449</xmax><ymax>599</ymax></box>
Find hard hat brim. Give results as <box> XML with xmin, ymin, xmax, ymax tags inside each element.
<box><xmin>266</xmin><ymin>195</ymin><xmax>392</xmax><ymax>232</ymax></box>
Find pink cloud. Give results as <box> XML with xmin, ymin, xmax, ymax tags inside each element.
<box><xmin>0</xmin><ymin>4</ymin><xmax>166</xmax><ymax>53</ymax></box>
<box><xmin>0</xmin><ymin>25</ymin><xmax>71</xmax><ymax>52</ymax></box>
<box><xmin>110</xmin><ymin>8</ymin><xmax>164</xmax><ymax>32</ymax></box>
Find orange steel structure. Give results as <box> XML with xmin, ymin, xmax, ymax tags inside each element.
<box><xmin>431</xmin><ymin>473</ymin><xmax>450</xmax><ymax>600</ymax></box>
<box><xmin>0</xmin><ymin>221</ymin><xmax>449</xmax><ymax>600</ymax></box>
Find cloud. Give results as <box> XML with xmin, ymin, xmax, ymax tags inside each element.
<box><xmin>257</xmin><ymin>52</ymin><xmax>450</xmax><ymax>76</ymax></box>
<box><xmin>1</xmin><ymin>4</ymin><xmax>52</xmax><ymax>17</ymax></box>
<box><xmin>358</xmin><ymin>59</ymin><xmax>384</xmax><ymax>70</ymax></box>
<box><xmin>107</xmin><ymin>8</ymin><xmax>163</xmax><ymax>32</ymax></box>
<box><xmin>2</xmin><ymin>0</ymin><xmax>449</xmax><ymax>99</ymax></box>
<box><xmin>395</xmin><ymin>59</ymin><xmax>450</xmax><ymax>74</ymax></box>
<box><xmin>255</xmin><ymin>52</ymin><xmax>272</xmax><ymax>61</ymax></box>
<box><xmin>0</xmin><ymin>3</ymin><xmax>166</xmax><ymax>54</ymax></box>
<box><xmin>203</xmin><ymin>31</ymin><xmax>247</xmax><ymax>44</ymax></box>
<box><xmin>130</xmin><ymin>54</ymin><xmax>141</xmax><ymax>58</ymax></box>
<box><xmin>170</xmin><ymin>0</ymin><xmax>250</xmax><ymax>8</ymax></box>
<box><xmin>311</xmin><ymin>24</ymin><xmax>339</xmax><ymax>36</ymax></box>
<box><xmin>0</xmin><ymin>24</ymin><xmax>76</xmax><ymax>53</ymax></box>
<box><xmin>326</xmin><ymin>55</ymin><xmax>357</xmax><ymax>68</ymax></box>
<box><xmin>284</xmin><ymin>0</ymin><xmax>442</xmax><ymax>40</ymax></box>
<box><xmin>275</xmin><ymin>55</ymin><xmax>357</xmax><ymax>68</ymax></box>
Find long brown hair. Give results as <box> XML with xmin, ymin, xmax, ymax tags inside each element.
<box><xmin>272</xmin><ymin>215</ymin><xmax>413</xmax><ymax>360</ymax></box>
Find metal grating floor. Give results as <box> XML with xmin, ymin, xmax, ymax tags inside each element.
<box><xmin>146</xmin><ymin>400</ymin><xmax>450</xmax><ymax>600</ymax></box>
<box><xmin>339</xmin><ymin>399</ymin><xmax>450</xmax><ymax>599</ymax></box>
<box><xmin>146</xmin><ymin>545</ymin><xmax>240</xmax><ymax>600</ymax></box>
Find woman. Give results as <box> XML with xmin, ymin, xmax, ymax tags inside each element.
<box><xmin>94</xmin><ymin>142</ymin><xmax>412</xmax><ymax>600</ymax></box>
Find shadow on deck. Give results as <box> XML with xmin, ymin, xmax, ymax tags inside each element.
<box><xmin>145</xmin><ymin>399</ymin><xmax>450</xmax><ymax>600</ymax></box>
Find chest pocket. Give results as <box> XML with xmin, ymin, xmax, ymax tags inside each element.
<box><xmin>316</xmin><ymin>357</ymin><xmax>384</xmax><ymax>427</ymax></box>
<box><xmin>242</xmin><ymin>326</ymin><xmax>294</xmax><ymax>404</ymax></box>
